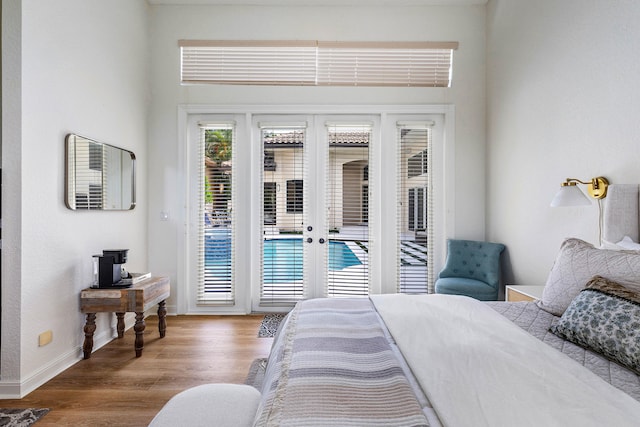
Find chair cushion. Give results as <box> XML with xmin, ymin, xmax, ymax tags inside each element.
<box><xmin>148</xmin><ymin>384</ymin><xmax>261</xmax><ymax>427</ymax></box>
<box><xmin>438</xmin><ymin>239</ymin><xmax>505</xmax><ymax>287</ymax></box>
<box><xmin>435</xmin><ymin>277</ymin><xmax>498</xmax><ymax>301</ymax></box>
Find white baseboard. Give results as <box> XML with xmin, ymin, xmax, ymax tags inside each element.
<box><xmin>0</xmin><ymin>306</ymin><xmax>171</xmax><ymax>399</ymax></box>
<box><xmin>0</xmin><ymin>327</ymin><xmax>112</xmax><ymax>399</ymax></box>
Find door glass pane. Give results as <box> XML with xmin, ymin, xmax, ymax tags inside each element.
<box><xmin>261</xmin><ymin>127</ymin><xmax>306</xmax><ymax>305</ymax></box>
<box><xmin>326</xmin><ymin>124</ymin><xmax>371</xmax><ymax>297</ymax></box>
<box><xmin>200</xmin><ymin>126</ymin><xmax>234</xmax><ymax>304</ymax></box>
<box><xmin>398</xmin><ymin>126</ymin><xmax>430</xmax><ymax>294</ymax></box>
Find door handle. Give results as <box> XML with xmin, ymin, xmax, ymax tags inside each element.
<box><xmin>306</xmin><ymin>237</ymin><xmax>313</xmax><ymax>243</ymax></box>
<box><xmin>319</xmin><ymin>238</ymin><xmax>326</xmax><ymax>244</ymax></box>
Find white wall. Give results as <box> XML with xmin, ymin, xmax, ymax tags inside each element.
<box><xmin>486</xmin><ymin>0</ymin><xmax>640</xmax><ymax>285</ymax></box>
<box><xmin>2</xmin><ymin>0</ymin><xmax>24</xmax><ymax>386</ymax></box>
<box><xmin>5</xmin><ymin>0</ymin><xmax>638</xmax><ymax>397</ymax></box>
<box><xmin>1</xmin><ymin>0</ymin><xmax>148</xmax><ymax>397</ymax></box>
<box><xmin>1</xmin><ymin>0</ymin><xmax>487</xmax><ymax>396</ymax></box>
<box><xmin>147</xmin><ymin>4</ymin><xmax>488</xmax><ymax>311</ymax></box>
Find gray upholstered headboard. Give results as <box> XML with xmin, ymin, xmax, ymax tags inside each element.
<box><xmin>602</xmin><ymin>184</ymin><xmax>640</xmax><ymax>243</ymax></box>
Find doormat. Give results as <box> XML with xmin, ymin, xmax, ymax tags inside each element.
<box><xmin>257</xmin><ymin>313</ymin><xmax>287</xmax><ymax>337</ymax></box>
<box><xmin>0</xmin><ymin>408</ymin><xmax>49</xmax><ymax>427</ymax></box>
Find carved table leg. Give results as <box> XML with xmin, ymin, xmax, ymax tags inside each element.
<box><xmin>83</xmin><ymin>313</ymin><xmax>97</xmax><ymax>359</ymax></box>
<box><xmin>134</xmin><ymin>312</ymin><xmax>146</xmax><ymax>357</ymax></box>
<box><xmin>158</xmin><ymin>300</ymin><xmax>167</xmax><ymax>338</ymax></box>
<box><xmin>116</xmin><ymin>312</ymin><xmax>125</xmax><ymax>338</ymax></box>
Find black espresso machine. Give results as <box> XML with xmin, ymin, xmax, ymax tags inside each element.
<box><xmin>92</xmin><ymin>249</ymin><xmax>130</xmax><ymax>288</ymax></box>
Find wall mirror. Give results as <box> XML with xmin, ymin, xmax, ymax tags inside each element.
<box><xmin>65</xmin><ymin>134</ymin><xmax>136</xmax><ymax>210</ymax></box>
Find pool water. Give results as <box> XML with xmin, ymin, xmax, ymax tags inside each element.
<box><xmin>263</xmin><ymin>238</ymin><xmax>362</xmax><ymax>282</ymax></box>
<box><xmin>204</xmin><ymin>233</ymin><xmax>362</xmax><ymax>283</ymax></box>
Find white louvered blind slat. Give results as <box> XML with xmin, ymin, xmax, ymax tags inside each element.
<box><xmin>180</xmin><ymin>40</ymin><xmax>457</xmax><ymax>87</ymax></box>
<box><xmin>396</xmin><ymin>122</ymin><xmax>434</xmax><ymax>294</ymax></box>
<box><xmin>325</xmin><ymin>123</ymin><xmax>372</xmax><ymax>297</ymax></box>
<box><xmin>260</xmin><ymin>125</ymin><xmax>308</xmax><ymax>306</ymax></box>
<box><xmin>198</xmin><ymin>123</ymin><xmax>235</xmax><ymax>305</ymax></box>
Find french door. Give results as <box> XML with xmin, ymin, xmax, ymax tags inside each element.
<box><xmin>253</xmin><ymin>116</ymin><xmax>375</xmax><ymax>311</ymax></box>
<box><xmin>185</xmin><ymin>109</ymin><xmax>443</xmax><ymax>314</ymax></box>
<box><xmin>256</xmin><ymin>118</ymin><xmax>312</xmax><ymax>306</ymax></box>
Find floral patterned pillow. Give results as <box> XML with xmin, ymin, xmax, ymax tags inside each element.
<box><xmin>550</xmin><ymin>275</ymin><xmax>640</xmax><ymax>374</ymax></box>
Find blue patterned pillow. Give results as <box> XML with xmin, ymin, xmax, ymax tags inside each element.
<box><xmin>550</xmin><ymin>275</ymin><xmax>640</xmax><ymax>374</ymax></box>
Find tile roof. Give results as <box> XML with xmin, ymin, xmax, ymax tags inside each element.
<box><xmin>263</xmin><ymin>131</ymin><xmax>369</xmax><ymax>146</ymax></box>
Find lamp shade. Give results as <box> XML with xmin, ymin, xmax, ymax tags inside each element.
<box><xmin>550</xmin><ymin>185</ymin><xmax>591</xmax><ymax>207</ymax></box>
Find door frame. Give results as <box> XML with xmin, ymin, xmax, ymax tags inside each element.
<box><xmin>176</xmin><ymin>104</ymin><xmax>455</xmax><ymax>315</ymax></box>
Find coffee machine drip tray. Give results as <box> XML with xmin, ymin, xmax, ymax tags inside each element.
<box><xmin>93</xmin><ymin>283</ymin><xmax>133</xmax><ymax>289</ymax></box>
<box><xmin>90</xmin><ymin>272</ymin><xmax>152</xmax><ymax>289</ymax></box>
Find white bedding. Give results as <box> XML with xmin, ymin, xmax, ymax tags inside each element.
<box><xmin>488</xmin><ymin>300</ymin><xmax>640</xmax><ymax>399</ymax></box>
<box><xmin>372</xmin><ymin>293</ymin><xmax>640</xmax><ymax>427</ymax></box>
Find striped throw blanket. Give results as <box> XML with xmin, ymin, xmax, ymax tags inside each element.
<box><xmin>254</xmin><ymin>298</ymin><xmax>428</xmax><ymax>427</ymax></box>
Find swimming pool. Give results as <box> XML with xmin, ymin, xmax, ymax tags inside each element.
<box><xmin>263</xmin><ymin>238</ymin><xmax>362</xmax><ymax>282</ymax></box>
<box><xmin>204</xmin><ymin>232</ymin><xmax>362</xmax><ymax>283</ymax></box>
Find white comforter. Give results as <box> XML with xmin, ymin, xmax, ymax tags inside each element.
<box><xmin>371</xmin><ymin>294</ymin><xmax>640</xmax><ymax>427</ymax></box>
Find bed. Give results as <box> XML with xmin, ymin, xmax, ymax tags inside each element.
<box><xmin>151</xmin><ymin>184</ymin><xmax>640</xmax><ymax>427</ymax></box>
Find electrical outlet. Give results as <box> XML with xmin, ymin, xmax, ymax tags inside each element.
<box><xmin>38</xmin><ymin>330</ymin><xmax>53</xmax><ymax>347</ymax></box>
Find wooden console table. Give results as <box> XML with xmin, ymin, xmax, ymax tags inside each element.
<box><xmin>80</xmin><ymin>276</ymin><xmax>170</xmax><ymax>359</ymax></box>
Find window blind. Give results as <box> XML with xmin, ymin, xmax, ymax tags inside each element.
<box><xmin>260</xmin><ymin>123</ymin><xmax>308</xmax><ymax>306</ymax></box>
<box><xmin>180</xmin><ymin>40</ymin><xmax>458</xmax><ymax>87</ymax></box>
<box><xmin>397</xmin><ymin>122</ymin><xmax>434</xmax><ymax>294</ymax></box>
<box><xmin>325</xmin><ymin>123</ymin><xmax>372</xmax><ymax>297</ymax></box>
<box><xmin>198</xmin><ymin>123</ymin><xmax>235</xmax><ymax>305</ymax></box>
<box><xmin>70</xmin><ymin>140</ymin><xmax>105</xmax><ymax>209</ymax></box>
<box><xmin>181</xmin><ymin>40</ymin><xmax>317</xmax><ymax>86</ymax></box>
<box><xmin>317</xmin><ymin>41</ymin><xmax>455</xmax><ymax>87</ymax></box>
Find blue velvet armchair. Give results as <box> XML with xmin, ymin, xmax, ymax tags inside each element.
<box><xmin>435</xmin><ymin>239</ymin><xmax>506</xmax><ymax>301</ymax></box>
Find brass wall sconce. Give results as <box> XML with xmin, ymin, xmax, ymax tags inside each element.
<box><xmin>550</xmin><ymin>177</ymin><xmax>609</xmax><ymax>207</ymax></box>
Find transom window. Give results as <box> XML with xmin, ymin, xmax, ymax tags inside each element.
<box><xmin>180</xmin><ymin>40</ymin><xmax>458</xmax><ymax>87</ymax></box>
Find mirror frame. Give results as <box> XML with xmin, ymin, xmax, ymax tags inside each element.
<box><xmin>64</xmin><ymin>134</ymin><xmax>136</xmax><ymax>211</ymax></box>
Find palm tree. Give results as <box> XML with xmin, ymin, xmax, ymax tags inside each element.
<box><xmin>204</xmin><ymin>129</ymin><xmax>232</xmax><ymax>222</ymax></box>
<box><xmin>205</xmin><ymin>129</ymin><xmax>232</xmax><ymax>164</ymax></box>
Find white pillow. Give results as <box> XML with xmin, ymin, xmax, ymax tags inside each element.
<box><xmin>601</xmin><ymin>236</ymin><xmax>640</xmax><ymax>251</ymax></box>
<box><xmin>537</xmin><ymin>238</ymin><xmax>640</xmax><ymax>316</ymax></box>
<box><xmin>618</xmin><ymin>236</ymin><xmax>640</xmax><ymax>251</ymax></box>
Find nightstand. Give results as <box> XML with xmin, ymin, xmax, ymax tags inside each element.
<box><xmin>505</xmin><ymin>285</ymin><xmax>544</xmax><ymax>302</ymax></box>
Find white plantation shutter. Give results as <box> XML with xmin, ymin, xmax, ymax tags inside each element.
<box><xmin>325</xmin><ymin>122</ymin><xmax>372</xmax><ymax>297</ymax></box>
<box><xmin>198</xmin><ymin>123</ymin><xmax>235</xmax><ymax>305</ymax></box>
<box><xmin>397</xmin><ymin>122</ymin><xmax>434</xmax><ymax>294</ymax></box>
<box><xmin>260</xmin><ymin>123</ymin><xmax>308</xmax><ymax>306</ymax></box>
<box><xmin>180</xmin><ymin>40</ymin><xmax>457</xmax><ymax>87</ymax></box>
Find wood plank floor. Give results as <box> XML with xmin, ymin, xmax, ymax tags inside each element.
<box><xmin>0</xmin><ymin>315</ymin><xmax>274</xmax><ymax>426</ymax></box>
